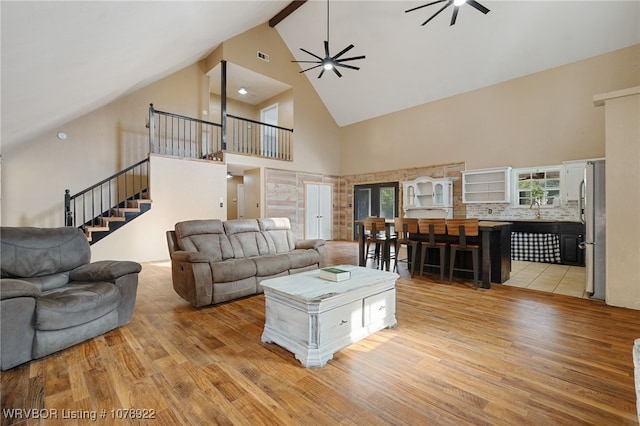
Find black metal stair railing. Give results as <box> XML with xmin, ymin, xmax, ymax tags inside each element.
<box><xmin>65</xmin><ymin>158</ymin><xmax>150</xmax><ymax>242</ymax></box>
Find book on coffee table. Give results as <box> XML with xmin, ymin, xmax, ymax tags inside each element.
<box><xmin>319</xmin><ymin>267</ymin><xmax>351</xmax><ymax>282</ymax></box>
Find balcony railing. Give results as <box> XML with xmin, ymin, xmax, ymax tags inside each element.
<box><xmin>227</xmin><ymin>114</ymin><xmax>293</xmax><ymax>161</ymax></box>
<box><xmin>149</xmin><ymin>104</ymin><xmax>223</xmax><ymax>160</ymax></box>
<box><xmin>148</xmin><ymin>104</ymin><xmax>293</xmax><ymax>162</ymax></box>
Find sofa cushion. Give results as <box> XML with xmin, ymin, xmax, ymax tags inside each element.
<box><xmin>258</xmin><ymin>218</ymin><xmax>296</xmax><ymax>254</ymax></box>
<box><xmin>1</xmin><ymin>227</ymin><xmax>90</xmax><ymax>282</ymax></box>
<box><xmin>253</xmin><ymin>255</ymin><xmax>291</xmax><ymax>277</ymax></box>
<box><xmin>210</xmin><ymin>259</ymin><xmax>257</xmax><ymax>283</ymax></box>
<box><xmin>37</xmin><ymin>282</ymin><xmax>121</xmax><ymax>330</ymax></box>
<box><xmin>287</xmin><ymin>249</ymin><xmax>321</xmax><ymax>269</ymax></box>
<box><xmin>224</xmin><ymin>219</ymin><xmax>269</xmax><ymax>258</ymax></box>
<box><xmin>175</xmin><ymin>220</ymin><xmax>233</xmax><ymax>261</ymax></box>
<box><xmin>20</xmin><ymin>272</ymin><xmax>70</xmax><ymax>292</ymax></box>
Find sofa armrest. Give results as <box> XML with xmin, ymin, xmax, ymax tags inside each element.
<box><xmin>295</xmin><ymin>239</ymin><xmax>326</xmax><ymax>250</ymax></box>
<box><xmin>69</xmin><ymin>260</ymin><xmax>142</xmax><ymax>282</ymax></box>
<box><xmin>0</xmin><ymin>279</ymin><xmax>41</xmax><ymax>300</ymax></box>
<box><xmin>170</xmin><ymin>251</ymin><xmax>214</xmax><ymax>263</ymax></box>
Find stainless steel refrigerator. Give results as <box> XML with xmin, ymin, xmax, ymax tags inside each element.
<box><xmin>579</xmin><ymin>159</ymin><xmax>606</xmax><ymax>300</ymax></box>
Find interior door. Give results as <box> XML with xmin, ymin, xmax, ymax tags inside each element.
<box><xmin>237</xmin><ymin>184</ymin><xmax>245</xmax><ymax>219</ymax></box>
<box><xmin>305</xmin><ymin>183</ymin><xmax>332</xmax><ymax>240</ymax></box>
<box><xmin>261</xmin><ymin>104</ymin><xmax>278</xmax><ymax>157</ymax></box>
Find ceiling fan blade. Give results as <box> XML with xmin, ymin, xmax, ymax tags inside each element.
<box><xmin>324</xmin><ymin>40</ymin><xmax>330</xmax><ymax>58</ymax></box>
<box><xmin>292</xmin><ymin>60</ymin><xmax>323</xmax><ymax>64</ymax></box>
<box><xmin>318</xmin><ymin>68</ymin><xmax>325</xmax><ymax>79</ymax></box>
<box><xmin>300</xmin><ymin>63</ymin><xmax>324</xmax><ymax>73</ymax></box>
<box><xmin>450</xmin><ymin>6</ymin><xmax>459</xmax><ymax>25</ymax></box>
<box><xmin>332</xmin><ymin>67</ymin><xmax>343</xmax><ymax>78</ymax></box>
<box><xmin>299</xmin><ymin>48</ymin><xmax>323</xmax><ymax>61</ymax></box>
<box><xmin>467</xmin><ymin>0</ymin><xmax>490</xmax><ymax>14</ymax></box>
<box><xmin>422</xmin><ymin>2</ymin><xmax>452</xmax><ymax>26</ymax></box>
<box><xmin>335</xmin><ymin>55</ymin><xmax>366</xmax><ymax>63</ymax></box>
<box><xmin>405</xmin><ymin>0</ymin><xmax>447</xmax><ymax>14</ymax></box>
<box><xmin>334</xmin><ymin>63</ymin><xmax>360</xmax><ymax>71</ymax></box>
<box><xmin>333</xmin><ymin>44</ymin><xmax>355</xmax><ymax>60</ymax></box>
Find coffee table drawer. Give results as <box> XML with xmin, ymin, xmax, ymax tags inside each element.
<box><xmin>319</xmin><ymin>300</ymin><xmax>364</xmax><ymax>343</ymax></box>
<box><xmin>364</xmin><ymin>289</ymin><xmax>396</xmax><ymax>326</ymax></box>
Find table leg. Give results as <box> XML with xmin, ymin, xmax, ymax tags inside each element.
<box><xmin>358</xmin><ymin>223</ymin><xmax>365</xmax><ymax>267</ymax></box>
<box><xmin>481</xmin><ymin>230</ymin><xmax>491</xmax><ymax>289</ymax></box>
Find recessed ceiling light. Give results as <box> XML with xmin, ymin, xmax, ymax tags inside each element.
<box><xmin>238</xmin><ymin>87</ymin><xmax>248</xmax><ymax>95</ymax></box>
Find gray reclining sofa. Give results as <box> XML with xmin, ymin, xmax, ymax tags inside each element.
<box><xmin>0</xmin><ymin>227</ymin><xmax>141</xmax><ymax>370</ymax></box>
<box><xmin>166</xmin><ymin>217</ymin><xmax>327</xmax><ymax>308</ymax></box>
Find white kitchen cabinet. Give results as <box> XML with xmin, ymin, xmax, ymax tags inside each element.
<box><xmin>462</xmin><ymin>167</ymin><xmax>511</xmax><ymax>203</ymax></box>
<box><xmin>402</xmin><ymin>176</ymin><xmax>453</xmax><ymax>218</ymax></box>
<box><xmin>562</xmin><ymin>161</ymin><xmax>586</xmax><ymax>202</ymax></box>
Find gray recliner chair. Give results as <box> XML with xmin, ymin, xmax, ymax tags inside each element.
<box><xmin>1</xmin><ymin>226</ymin><xmax>141</xmax><ymax>370</ymax></box>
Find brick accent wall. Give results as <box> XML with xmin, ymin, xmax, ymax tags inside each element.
<box><xmin>265</xmin><ymin>162</ymin><xmax>466</xmax><ymax>241</ymax></box>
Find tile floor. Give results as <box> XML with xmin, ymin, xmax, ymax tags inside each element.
<box><xmin>503</xmin><ymin>260</ymin><xmax>588</xmax><ymax>298</ymax></box>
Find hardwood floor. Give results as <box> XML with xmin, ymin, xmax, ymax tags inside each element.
<box><xmin>2</xmin><ymin>241</ymin><xmax>639</xmax><ymax>425</ymax></box>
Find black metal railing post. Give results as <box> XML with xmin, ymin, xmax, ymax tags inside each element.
<box><xmin>64</xmin><ymin>189</ymin><xmax>73</xmax><ymax>226</ymax></box>
<box><xmin>148</xmin><ymin>103</ymin><xmax>155</xmax><ymax>153</ymax></box>
<box><xmin>221</xmin><ymin>60</ymin><xmax>227</xmax><ymax>152</ymax></box>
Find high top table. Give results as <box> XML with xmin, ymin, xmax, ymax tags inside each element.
<box><xmin>261</xmin><ymin>265</ymin><xmax>399</xmax><ymax>368</ymax></box>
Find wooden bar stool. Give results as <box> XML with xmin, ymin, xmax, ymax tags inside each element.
<box><xmin>417</xmin><ymin>218</ymin><xmax>447</xmax><ymax>283</ymax></box>
<box><xmin>363</xmin><ymin>217</ymin><xmax>397</xmax><ymax>271</ymax></box>
<box><xmin>394</xmin><ymin>217</ymin><xmax>419</xmax><ymax>275</ymax></box>
<box><xmin>447</xmin><ymin>218</ymin><xmax>480</xmax><ymax>289</ymax></box>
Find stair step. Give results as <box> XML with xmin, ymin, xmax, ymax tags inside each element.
<box><xmin>86</xmin><ymin>225</ymin><xmax>109</xmax><ymax>233</ymax></box>
<box><xmin>101</xmin><ymin>216</ymin><xmax>126</xmax><ymax>224</ymax></box>
<box><xmin>113</xmin><ymin>207</ymin><xmax>141</xmax><ymax>214</ymax></box>
<box><xmin>127</xmin><ymin>198</ymin><xmax>152</xmax><ymax>208</ymax></box>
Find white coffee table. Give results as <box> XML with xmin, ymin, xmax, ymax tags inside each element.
<box><xmin>260</xmin><ymin>265</ymin><xmax>399</xmax><ymax>368</ymax></box>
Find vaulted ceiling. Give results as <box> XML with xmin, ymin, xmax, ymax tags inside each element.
<box><xmin>2</xmin><ymin>1</ymin><xmax>638</xmax><ymax>154</ymax></box>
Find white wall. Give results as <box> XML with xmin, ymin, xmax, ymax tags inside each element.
<box><xmin>596</xmin><ymin>87</ymin><xmax>640</xmax><ymax>310</ymax></box>
<box><xmin>91</xmin><ymin>155</ymin><xmax>226</xmax><ymax>262</ymax></box>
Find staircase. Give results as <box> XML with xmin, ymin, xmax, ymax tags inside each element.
<box><xmin>65</xmin><ymin>158</ymin><xmax>151</xmax><ymax>244</ymax></box>
<box><xmin>84</xmin><ymin>196</ymin><xmax>152</xmax><ymax>243</ymax></box>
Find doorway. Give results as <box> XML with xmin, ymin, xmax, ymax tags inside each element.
<box><xmin>353</xmin><ymin>182</ymin><xmax>399</xmax><ymax>239</ymax></box>
<box><xmin>260</xmin><ymin>104</ymin><xmax>278</xmax><ymax>157</ymax></box>
<box><xmin>305</xmin><ymin>183</ymin><xmax>332</xmax><ymax>240</ymax></box>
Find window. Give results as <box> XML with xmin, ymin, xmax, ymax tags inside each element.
<box><xmin>513</xmin><ymin>166</ymin><xmax>561</xmax><ymax>207</ymax></box>
<box><xmin>353</xmin><ymin>182</ymin><xmax>399</xmax><ymax>239</ymax></box>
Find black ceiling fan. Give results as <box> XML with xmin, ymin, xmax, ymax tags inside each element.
<box><xmin>292</xmin><ymin>0</ymin><xmax>365</xmax><ymax>78</ymax></box>
<box><xmin>405</xmin><ymin>0</ymin><xmax>490</xmax><ymax>27</ymax></box>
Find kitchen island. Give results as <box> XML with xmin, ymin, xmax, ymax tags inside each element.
<box><xmin>356</xmin><ymin>220</ymin><xmax>512</xmax><ymax>289</ymax></box>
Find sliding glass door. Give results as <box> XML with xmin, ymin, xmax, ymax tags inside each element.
<box><xmin>353</xmin><ymin>182</ymin><xmax>398</xmax><ymax>239</ymax></box>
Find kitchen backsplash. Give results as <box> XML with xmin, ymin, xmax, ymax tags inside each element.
<box><xmin>466</xmin><ymin>200</ymin><xmax>581</xmax><ymax>222</ymax></box>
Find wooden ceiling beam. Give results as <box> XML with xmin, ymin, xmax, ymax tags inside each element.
<box><xmin>269</xmin><ymin>0</ymin><xmax>307</xmax><ymax>27</ymax></box>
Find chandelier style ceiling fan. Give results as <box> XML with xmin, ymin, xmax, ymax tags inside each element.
<box><xmin>405</xmin><ymin>0</ymin><xmax>490</xmax><ymax>27</ymax></box>
<box><xmin>292</xmin><ymin>0</ymin><xmax>365</xmax><ymax>78</ymax></box>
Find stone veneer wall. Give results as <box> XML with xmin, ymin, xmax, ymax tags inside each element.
<box><xmin>264</xmin><ymin>163</ymin><xmax>582</xmax><ymax>241</ymax></box>
<box><xmin>264</xmin><ymin>162</ymin><xmax>466</xmax><ymax>241</ymax></box>
<box><xmin>264</xmin><ymin>168</ymin><xmax>340</xmax><ymax>239</ymax></box>
<box><xmin>466</xmin><ymin>200</ymin><xmax>581</xmax><ymax>222</ymax></box>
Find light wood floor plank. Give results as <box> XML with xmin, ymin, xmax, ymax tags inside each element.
<box><xmin>1</xmin><ymin>241</ymin><xmax>639</xmax><ymax>425</ymax></box>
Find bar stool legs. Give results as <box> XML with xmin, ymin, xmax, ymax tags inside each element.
<box><xmin>449</xmin><ymin>246</ymin><xmax>479</xmax><ymax>289</ymax></box>
<box><xmin>420</xmin><ymin>243</ymin><xmax>446</xmax><ymax>283</ymax></box>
